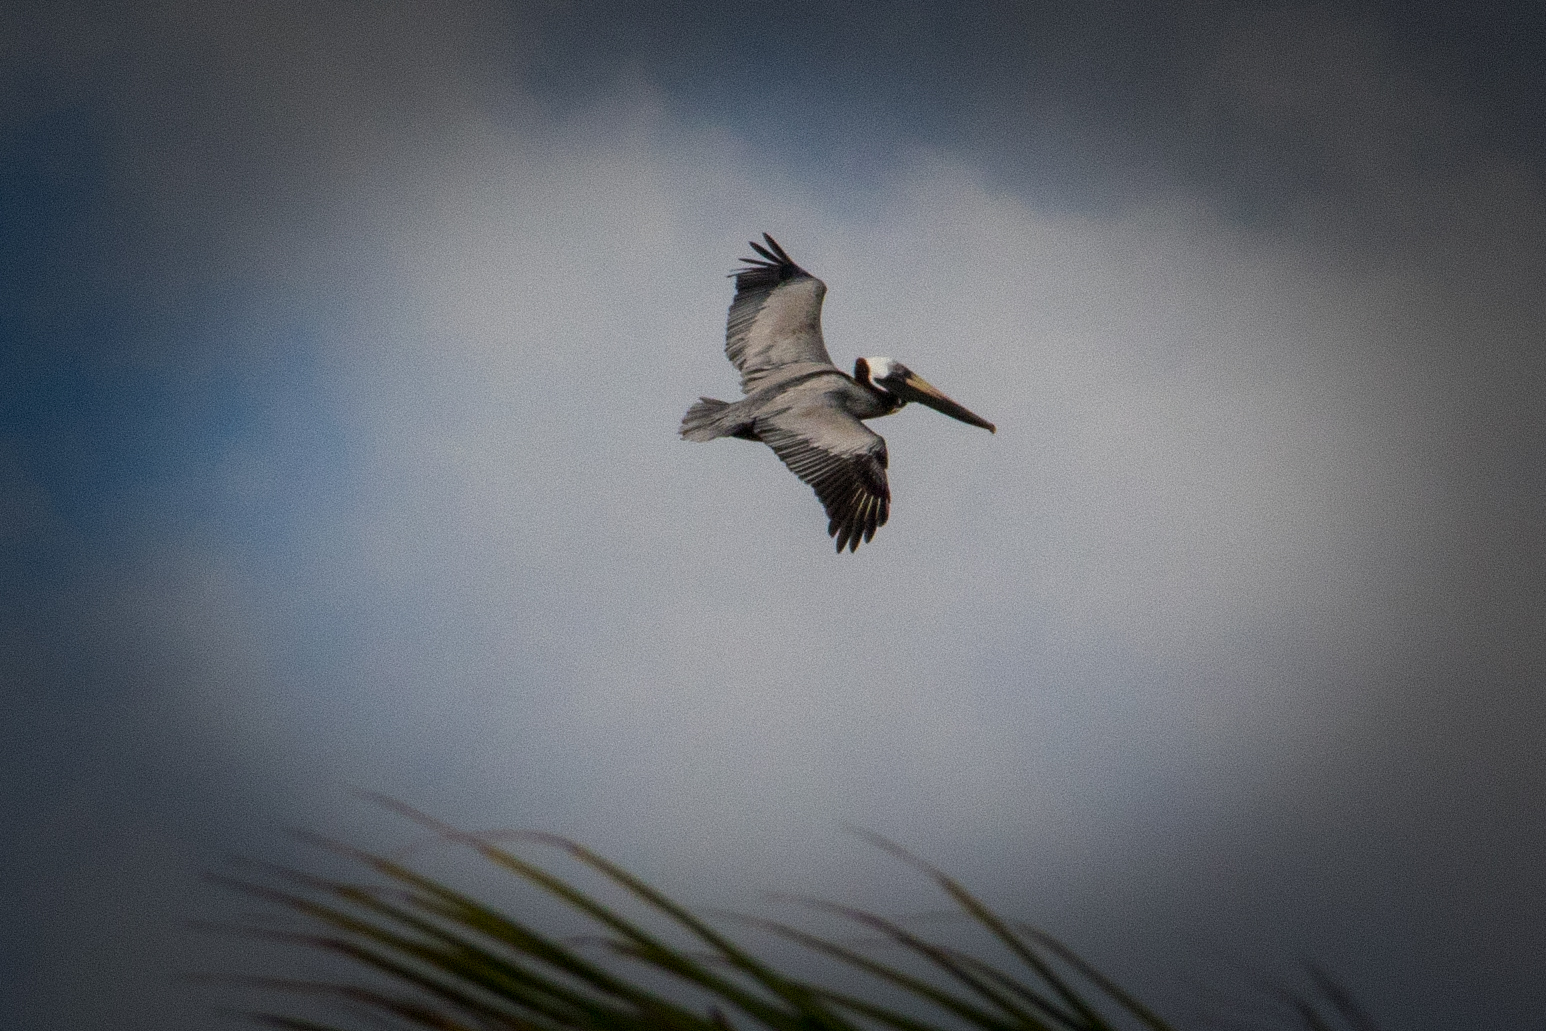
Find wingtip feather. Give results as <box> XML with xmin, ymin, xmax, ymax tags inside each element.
<box><xmin>762</xmin><ymin>233</ymin><xmax>793</xmax><ymax>264</ymax></box>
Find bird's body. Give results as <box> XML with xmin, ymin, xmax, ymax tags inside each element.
<box><xmin>681</xmin><ymin>234</ymin><xmax>994</xmax><ymax>552</ymax></box>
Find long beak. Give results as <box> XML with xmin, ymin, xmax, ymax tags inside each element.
<box><xmin>897</xmin><ymin>372</ymin><xmax>996</xmax><ymax>433</ymax></box>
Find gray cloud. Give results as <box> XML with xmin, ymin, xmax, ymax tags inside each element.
<box><xmin>3</xmin><ymin>2</ymin><xmax>1543</xmax><ymax>1029</ymax></box>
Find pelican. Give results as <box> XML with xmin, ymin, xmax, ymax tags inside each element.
<box><xmin>681</xmin><ymin>233</ymin><xmax>995</xmax><ymax>552</ymax></box>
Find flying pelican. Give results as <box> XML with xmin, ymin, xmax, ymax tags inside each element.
<box><xmin>681</xmin><ymin>233</ymin><xmax>995</xmax><ymax>552</ymax></box>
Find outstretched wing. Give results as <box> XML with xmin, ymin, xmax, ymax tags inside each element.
<box><xmin>757</xmin><ymin>399</ymin><xmax>891</xmax><ymax>553</ymax></box>
<box><xmin>725</xmin><ymin>233</ymin><xmax>836</xmax><ymax>393</ymax></box>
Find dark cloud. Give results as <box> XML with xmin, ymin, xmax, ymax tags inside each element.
<box><xmin>2</xmin><ymin>2</ymin><xmax>1543</xmax><ymax>1030</ymax></box>
<box><xmin>517</xmin><ymin>1</ymin><xmax>1546</xmax><ymax>218</ymax></box>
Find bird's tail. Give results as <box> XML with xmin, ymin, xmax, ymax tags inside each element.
<box><xmin>680</xmin><ymin>397</ymin><xmax>751</xmax><ymax>441</ymax></box>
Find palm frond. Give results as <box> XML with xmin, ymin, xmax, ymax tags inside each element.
<box><xmin>216</xmin><ymin>810</ymin><xmax>1381</xmax><ymax>1031</ymax></box>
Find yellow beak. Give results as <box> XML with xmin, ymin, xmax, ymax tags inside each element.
<box><xmin>897</xmin><ymin>372</ymin><xmax>996</xmax><ymax>433</ymax></box>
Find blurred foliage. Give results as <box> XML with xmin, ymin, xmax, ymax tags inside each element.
<box><xmin>217</xmin><ymin>799</ymin><xmax>1380</xmax><ymax>1031</ymax></box>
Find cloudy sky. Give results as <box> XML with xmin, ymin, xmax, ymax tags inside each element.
<box><xmin>3</xmin><ymin>1</ymin><xmax>1543</xmax><ymax>1028</ymax></box>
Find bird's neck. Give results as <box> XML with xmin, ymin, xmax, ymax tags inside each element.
<box><xmin>866</xmin><ymin>384</ymin><xmax>905</xmax><ymax>415</ymax></box>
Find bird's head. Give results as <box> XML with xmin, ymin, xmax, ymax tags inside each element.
<box><xmin>854</xmin><ymin>356</ymin><xmax>996</xmax><ymax>433</ymax></box>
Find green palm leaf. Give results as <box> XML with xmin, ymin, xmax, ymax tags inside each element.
<box><xmin>218</xmin><ymin>807</ymin><xmax>1379</xmax><ymax>1031</ymax></box>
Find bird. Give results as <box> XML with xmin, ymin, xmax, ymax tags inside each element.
<box><xmin>681</xmin><ymin>233</ymin><xmax>995</xmax><ymax>552</ymax></box>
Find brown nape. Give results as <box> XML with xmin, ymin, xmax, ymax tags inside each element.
<box><xmin>853</xmin><ymin>357</ymin><xmax>870</xmax><ymax>384</ymax></box>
